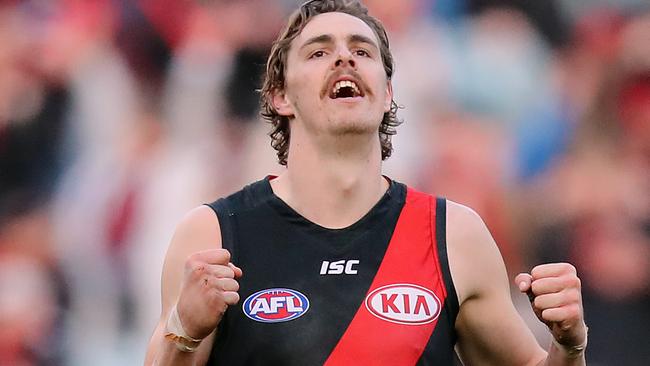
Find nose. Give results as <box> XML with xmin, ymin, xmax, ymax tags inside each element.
<box><xmin>334</xmin><ymin>48</ymin><xmax>355</xmax><ymax>69</ymax></box>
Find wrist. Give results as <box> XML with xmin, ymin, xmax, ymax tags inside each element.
<box><xmin>551</xmin><ymin>325</ymin><xmax>588</xmax><ymax>359</ymax></box>
<box><xmin>164</xmin><ymin>304</ymin><xmax>204</xmax><ymax>353</ymax></box>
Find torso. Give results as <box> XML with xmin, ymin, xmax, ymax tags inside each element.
<box><xmin>206</xmin><ymin>177</ymin><xmax>459</xmax><ymax>365</ymax></box>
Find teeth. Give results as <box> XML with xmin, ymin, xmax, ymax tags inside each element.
<box><xmin>332</xmin><ymin>80</ymin><xmax>361</xmax><ymax>97</ymax></box>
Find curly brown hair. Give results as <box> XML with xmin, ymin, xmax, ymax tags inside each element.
<box><xmin>260</xmin><ymin>0</ymin><xmax>402</xmax><ymax>166</ymax></box>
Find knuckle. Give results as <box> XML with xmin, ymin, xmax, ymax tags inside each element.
<box><xmin>564</xmin><ymin>263</ymin><xmax>577</xmax><ymax>274</ymax></box>
<box><xmin>215</xmin><ymin>278</ymin><xmax>239</xmax><ymax>292</ymax></box>
<box><xmin>565</xmin><ymin>275</ymin><xmax>581</xmax><ymax>290</ymax></box>
<box><xmin>218</xmin><ymin>248</ymin><xmax>231</xmax><ymax>262</ymax></box>
<box><xmin>565</xmin><ymin>288</ymin><xmax>580</xmax><ymax>303</ymax></box>
<box><xmin>224</xmin><ymin>266</ymin><xmax>236</xmax><ymax>278</ymax></box>
<box><xmin>571</xmin><ymin>304</ymin><xmax>582</xmax><ymax>318</ymax></box>
<box><xmin>541</xmin><ymin>308</ymin><xmax>554</xmax><ymax>321</ymax></box>
<box><xmin>227</xmin><ymin>278</ymin><xmax>240</xmax><ymax>292</ymax></box>
<box><xmin>574</xmin><ymin>287</ymin><xmax>583</xmax><ymax>300</ymax></box>
<box><xmin>567</xmin><ymin>304</ymin><xmax>581</xmax><ymax>319</ymax></box>
<box><xmin>531</xmin><ymin>279</ymin><xmax>545</xmax><ymax>294</ymax></box>
<box><xmin>214</xmin><ymin>278</ymin><xmax>227</xmax><ymax>291</ymax></box>
<box><xmin>185</xmin><ymin>258</ymin><xmax>206</xmax><ymax>276</ymax></box>
<box><xmin>207</xmin><ymin>278</ymin><xmax>219</xmax><ymax>290</ymax></box>
<box><xmin>563</xmin><ymin>289</ymin><xmax>579</xmax><ymax>305</ymax></box>
<box><xmin>216</xmin><ymin>265</ymin><xmax>234</xmax><ymax>279</ymax></box>
<box><xmin>530</xmin><ymin>281</ymin><xmax>539</xmax><ymax>293</ymax></box>
<box><xmin>220</xmin><ymin>278</ymin><xmax>231</xmax><ymax>291</ymax></box>
<box><xmin>229</xmin><ymin>292</ymin><xmax>241</xmax><ymax>304</ymax></box>
<box><xmin>531</xmin><ymin>266</ymin><xmax>542</xmax><ymax>278</ymax></box>
<box><xmin>184</xmin><ymin>257</ymin><xmax>196</xmax><ymax>270</ymax></box>
<box><xmin>191</xmin><ymin>262</ymin><xmax>206</xmax><ymax>275</ymax></box>
<box><xmin>186</xmin><ymin>252</ymin><xmax>202</xmax><ymax>264</ymax></box>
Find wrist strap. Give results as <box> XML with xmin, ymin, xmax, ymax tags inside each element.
<box><xmin>164</xmin><ymin>305</ymin><xmax>203</xmax><ymax>353</ymax></box>
<box><xmin>552</xmin><ymin>325</ymin><xmax>588</xmax><ymax>358</ymax></box>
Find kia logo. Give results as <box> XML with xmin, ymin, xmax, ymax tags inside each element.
<box><xmin>365</xmin><ymin>284</ymin><xmax>441</xmax><ymax>325</ymax></box>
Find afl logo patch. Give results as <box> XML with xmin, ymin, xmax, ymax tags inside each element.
<box><xmin>243</xmin><ymin>288</ymin><xmax>310</xmax><ymax>323</ymax></box>
<box><xmin>365</xmin><ymin>284</ymin><xmax>441</xmax><ymax>325</ymax></box>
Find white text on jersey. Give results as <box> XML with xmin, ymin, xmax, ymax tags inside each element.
<box><xmin>320</xmin><ymin>260</ymin><xmax>360</xmax><ymax>275</ymax></box>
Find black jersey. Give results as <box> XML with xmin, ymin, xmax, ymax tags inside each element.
<box><xmin>205</xmin><ymin>177</ymin><xmax>459</xmax><ymax>365</ymax></box>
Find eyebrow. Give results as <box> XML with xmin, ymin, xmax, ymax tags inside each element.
<box><xmin>348</xmin><ymin>34</ymin><xmax>379</xmax><ymax>51</ymax></box>
<box><xmin>298</xmin><ymin>33</ymin><xmax>380</xmax><ymax>53</ymax></box>
<box><xmin>299</xmin><ymin>34</ymin><xmax>334</xmax><ymax>52</ymax></box>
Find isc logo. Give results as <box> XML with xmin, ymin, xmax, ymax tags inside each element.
<box><xmin>365</xmin><ymin>284</ymin><xmax>441</xmax><ymax>325</ymax></box>
<box><xmin>320</xmin><ymin>260</ymin><xmax>360</xmax><ymax>275</ymax></box>
<box><xmin>243</xmin><ymin>288</ymin><xmax>310</xmax><ymax>323</ymax></box>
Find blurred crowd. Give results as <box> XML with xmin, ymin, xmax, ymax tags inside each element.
<box><xmin>0</xmin><ymin>0</ymin><xmax>648</xmax><ymax>365</ymax></box>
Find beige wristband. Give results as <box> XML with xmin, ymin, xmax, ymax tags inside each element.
<box><xmin>164</xmin><ymin>305</ymin><xmax>203</xmax><ymax>353</ymax></box>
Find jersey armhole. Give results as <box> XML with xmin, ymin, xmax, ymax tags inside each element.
<box><xmin>204</xmin><ymin>199</ymin><xmax>237</xmax><ymax>262</ymax></box>
<box><xmin>435</xmin><ymin>197</ymin><xmax>460</xmax><ymax>327</ymax></box>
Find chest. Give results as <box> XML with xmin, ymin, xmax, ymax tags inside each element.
<box><xmin>209</xmin><ymin>195</ymin><xmax>456</xmax><ymax>365</ymax></box>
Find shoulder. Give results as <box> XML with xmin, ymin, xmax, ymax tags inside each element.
<box><xmin>445</xmin><ymin>200</ymin><xmax>489</xmax><ymax>244</ymax></box>
<box><xmin>170</xmin><ymin>205</ymin><xmax>222</xmax><ymax>254</ymax></box>
<box><xmin>444</xmin><ymin>199</ymin><xmax>491</xmax><ymax>253</ymax></box>
<box><xmin>164</xmin><ymin>206</ymin><xmax>222</xmax><ymax>276</ymax></box>
<box><xmin>207</xmin><ymin>178</ymin><xmax>272</xmax><ymax>215</ymax></box>
<box><xmin>444</xmin><ymin>200</ymin><xmax>508</xmax><ymax>304</ymax></box>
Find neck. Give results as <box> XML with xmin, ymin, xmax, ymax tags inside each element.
<box><xmin>271</xmin><ymin>128</ymin><xmax>388</xmax><ymax>229</ymax></box>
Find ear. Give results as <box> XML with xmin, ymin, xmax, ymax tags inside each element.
<box><xmin>272</xmin><ymin>89</ymin><xmax>294</xmax><ymax>117</ymax></box>
<box><xmin>383</xmin><ymin>81</ymin><xmax>393</xmax><ymax>113</ymax></box>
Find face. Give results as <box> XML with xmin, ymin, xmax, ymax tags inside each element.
<box><xmin>273</xmin><ymin>12</ymin><xmax>393</xmax><ymax>136</ymax></box>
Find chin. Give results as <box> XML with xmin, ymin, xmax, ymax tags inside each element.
<box><xmin>329</xmin><ymin>119</ymin><xmax>378</xmax><ymax>136</ymax></box>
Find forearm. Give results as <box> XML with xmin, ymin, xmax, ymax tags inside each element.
<box><xmin>150</xmin><ymin>338</ymin><xmax>201</xmax><ymax>366</ymax></box>
<box><xmin>145</xmin><ymin>323</ymin><xmax>211</xmax><ymax>366</ymax></box>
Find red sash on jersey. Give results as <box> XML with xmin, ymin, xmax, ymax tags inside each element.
<box><xmin>324</xmin><ymin>189</ymin><xmax>448</xmax><ymax>366</ymax></box>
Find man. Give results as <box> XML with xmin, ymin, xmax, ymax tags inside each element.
<box><xmin>145</xmin><ymin>1</ymin><xmax>588</xmax><ymax>365</ymax></box>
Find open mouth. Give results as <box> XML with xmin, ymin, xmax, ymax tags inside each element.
<box><xmin>330</xmin><ymin>80</ymin><xmax>363</xmax><ymax>99</ymax></box>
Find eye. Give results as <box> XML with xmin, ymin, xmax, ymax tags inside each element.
<box><xmin>310</xmin><ymin>50</ymin><xmax>326</xmax><ymax>59</ymax></box>
<box><xmin>354</xmin><ymin>49</ymin><xmax>370</xmax><ymax>57</ymax></box>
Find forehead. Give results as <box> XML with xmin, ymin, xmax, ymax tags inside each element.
<box><xmin>294</xmin><ymin>11</ymin><xmax>379</xmax><ymax>47</ymax></box>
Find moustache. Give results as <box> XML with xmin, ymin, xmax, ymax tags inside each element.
<box><xmin>320</xmin><ymin>69</ymin><xmax>371</xmax><ymax>99</ymax></box>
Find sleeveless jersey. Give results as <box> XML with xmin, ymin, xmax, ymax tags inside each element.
<box><xmin>206</xmin><ymin>177</ymin><xmax>459</xmax><ymax>365</ymax></box>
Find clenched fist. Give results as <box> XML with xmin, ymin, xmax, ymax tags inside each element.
<box><xmin>175</xmin><ymin>249</ymin><xmax>243</xmax><ymax>340</ymax></box>
<box><xmin>515</xmin><ymin>263</ymin><xmax>587</xmax><ymax>356</ymax></box>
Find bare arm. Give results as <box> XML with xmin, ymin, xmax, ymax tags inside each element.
<box><xmin>144</xmin><ymin>206</ymin><xmax>241</xmax><ymax>366</ymax></box>
<box><xmin>446</xmin><ymin>201</ymin><xmax>586</xmax><ymax>366</ymax></box>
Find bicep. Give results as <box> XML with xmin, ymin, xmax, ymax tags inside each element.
<box><xmin>160</xmin><ymin>205</ymin><xmax>223</xmax><ymax>312</ymax></box>
<box><xmin>454</xmin><ymin>287</ymin><xmax>544</xmax><ymax>365</ymax></box>
<box><xmin>446</xmin><ymin>202</ymin><xmax>545</xmax><ymax>366</ymax></box>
